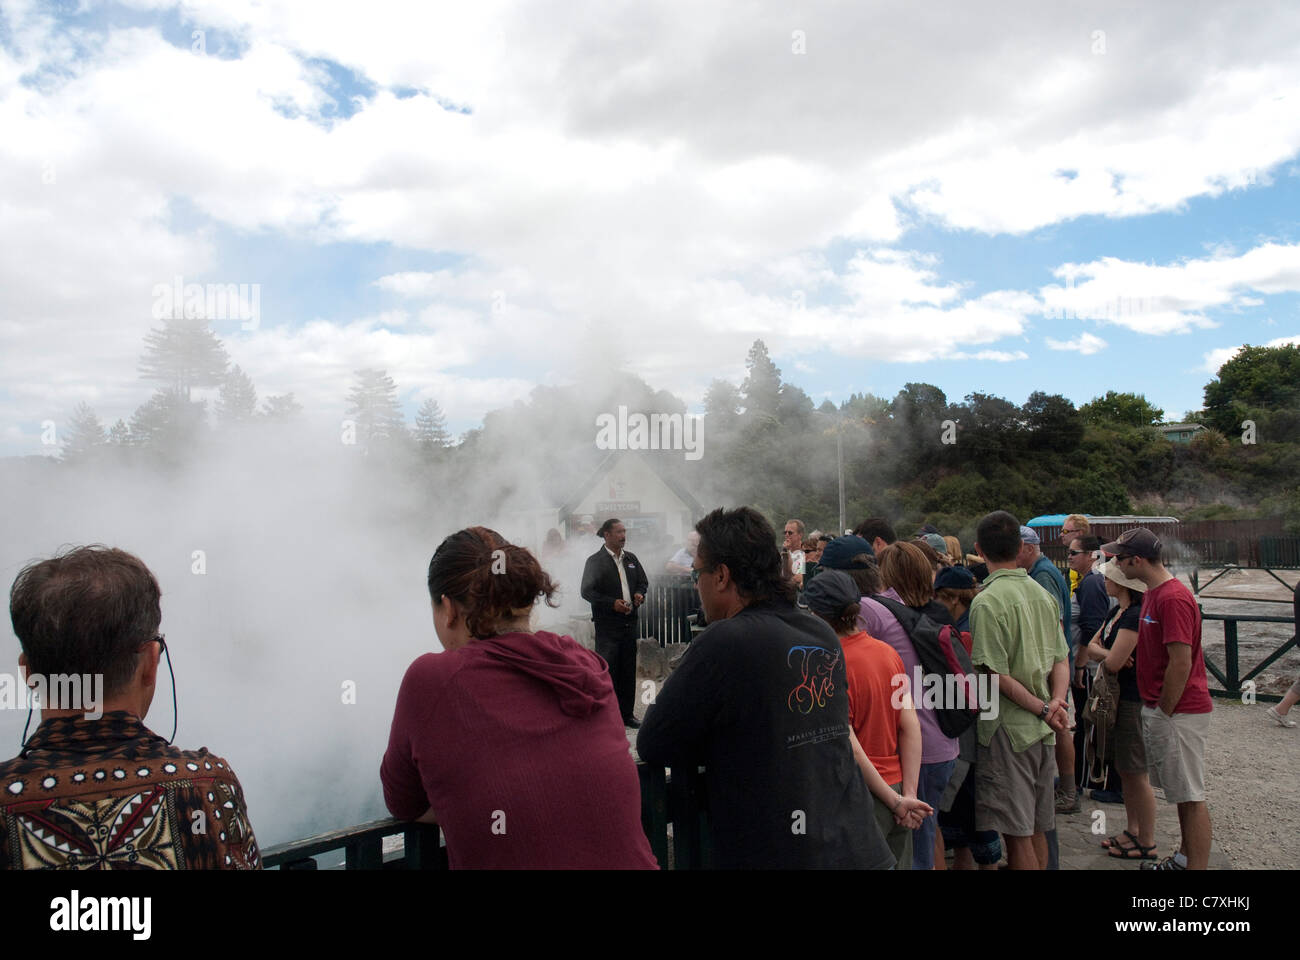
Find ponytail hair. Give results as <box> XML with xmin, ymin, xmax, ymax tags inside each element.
<box><xmin>426</xmin><ymin>526</ymin><xmax>559</xmax><ymax>638</ymax></box>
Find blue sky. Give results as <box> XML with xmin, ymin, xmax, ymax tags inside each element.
<box><xmin>3</xmin><ymin>0</ymin><xmax>1299</xmax><ymax>453</ymax></box>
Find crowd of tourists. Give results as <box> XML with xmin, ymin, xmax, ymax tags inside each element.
<box><xmin>3</xmin><ymin>502</ymin><xmax>1282</xmax><ymax>870</ymax></box>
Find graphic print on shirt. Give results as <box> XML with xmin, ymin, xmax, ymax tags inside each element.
<box><xmin>786</xmin><ymin>645</ymin><xmax>840</xmax><ymax>714</ymax></box>
<box><xmin>12</xmin><ymin>786</ymin><xmax>179</xmax><ymax>869</ymax></box>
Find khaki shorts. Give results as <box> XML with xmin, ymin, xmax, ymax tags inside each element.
<box><xmin>1140</xmin><ymin>705</ymin><xmax>1209</xmax><ymax>804</ymax></box>
<box><xmin>1114</xmin><ymin>700</ymin><xmax>1147</xmax><ymax>775</ymax></box>
<box><xmin>974</xmin><ymin>725</ymin><xmax>1056</xmax><ymax>837</ymax></box>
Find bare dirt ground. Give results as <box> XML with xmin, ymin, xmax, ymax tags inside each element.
<box><xmin>1181</xmin><ymin>569</ymin><xmax>1299</xmax><ymax>870</ymax></box>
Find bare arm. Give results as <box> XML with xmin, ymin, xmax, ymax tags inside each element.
<box><xmin>1158</xmin><ymin>642</ymin><xmax>1193</xmax><ymax>716</ymax></box>
<box><xmin>994</xmin><ymin>663</ymin><xmax>1068</xmax><ymax>732</ymax></box>
<box><xmin>1103</xmin><ymin>628</ymin><xmax>1138</xmax><ymax>674</ymax></box>
<box><xmin>897</xmin><ymin>691</ymin><xmax>922</xmax><ymax>800</ymax></box>
<box><xmin>848</xmin><ymin>728</ymin><xmax>931</xmax><ymax>829</ymax></box>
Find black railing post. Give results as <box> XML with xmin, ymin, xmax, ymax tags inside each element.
<box><xmin>402</xmin><ymin>823</ymin><xmax>446</xmax><ymax>870</ymax></box>
<box><xmin>1224</xmin><ymin>619</ymin><xmax>1239</xmax><ymax>693</ymax></box>
<box><xmin>345</xmin><ymin>836</ymin><xmax>384</xmax><ymax>870</ymax></box>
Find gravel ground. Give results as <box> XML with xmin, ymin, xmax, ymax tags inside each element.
<box><xmin>1205</xmin><ymin>698</ymin><xmax>1299</xmax><ymax>869</ymax></box>
<box><xmin>1184</xmin><ymin>570</ymin><xmax>1299</xmax><ymax>869</ymax></box>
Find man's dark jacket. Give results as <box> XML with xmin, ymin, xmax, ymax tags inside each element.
<box><xmin>581</xmin><ymin>547</ymin><xmax>649</xmax><ymax>624</ymax></box>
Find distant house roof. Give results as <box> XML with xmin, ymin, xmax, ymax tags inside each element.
<box><xmin>1027</xmin><ymin>514</ymin><xmax>1179</xmax><ymax>527</ymax></box>
<box><xmin>1157</xmin><ymin>422</ymin><xmax>1206</xmax><ymax>433</ymax></box>
<box><xmin>558</xmin><ymin>450</ymin><xmax>704</xmax><ymax>518</ymax></box>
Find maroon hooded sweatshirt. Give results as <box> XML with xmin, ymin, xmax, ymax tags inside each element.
<box><xmin>381</xmin><ymin>630</ymin><xmax>657</xmax><ymax>869</ymax></box>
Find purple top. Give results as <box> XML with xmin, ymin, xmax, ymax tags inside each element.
<box><xmin>858</xmin><ymin>593</ymin><xmax>960</xmax><ymax>765</ymax></box>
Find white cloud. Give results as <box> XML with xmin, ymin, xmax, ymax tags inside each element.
<box><xmin>947</xmin><ymin>350</ymin><xmax>1031</xmax><ymax>362</ymax></box>
<box><xmin>4</xmin><ymin>1</ymin><xmax>1300</xmax><ymax>446</ymax></box>
<box><xmin>1046</xmin><ymin>332</ymin><xmax>1108</xmax><ymax>354</ymax></box>
<box><xmin>1202</xmin><ymin>334</ymin><xmax>1300</xmax><ymax>374</ymax></box>
<box><xmin>1039</xmin><ymin>242</ymin><xmax>1300</xmax><ymax>335</ymax></box>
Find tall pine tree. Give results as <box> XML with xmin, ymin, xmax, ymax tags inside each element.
<box><xmin>413</xmin><ymin>397</ymin><xmax>451</xmax><ymax>454</ymax></box>
<box><xmin>217</xmin><ymin>364</ymin><xmax>259</xmax><ymax>425</ymax></box>
<box><xmin>741</xmin><ymin>339</ymin><xmax>782</xmax><ymax>419</ymax></box>
<box><xmin>62</xmin><ymin>402</ymin><xmax>106</xmax><ymax>463</ymax></box>
<box><xmin>262</xmin><ymin>393</ymin><xmax>303</xmax><ymax>422</ymax></box>
<box><xmin>138</xmin><ymin>317</ymin><xmax>230</xmax><ymax>401</ymax></box>
<box><xmin>344</xmin><ymin>369</ymin><xmax>405</xmax><ymax>452</ymax></box>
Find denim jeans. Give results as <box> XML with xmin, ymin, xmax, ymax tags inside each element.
<box><xmin>913</xmin><ymin>758</ymin><xmax>956</xmax><ymax>869</ymax></box>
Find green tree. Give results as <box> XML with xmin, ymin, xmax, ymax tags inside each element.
<box><xmin>138</xmin><ymin>317</ymin><xmax>231</xmax><ymax>401</ymax></box>
<box><xmin>62</xmin><ymin>402</ymin><xmax>106</xmax><ymax>463</ymax></box>
<box><xmin>107</xmin><ymin>418</ymin><xmax>131</xmax><ymax>445</ymax></box>
<box><xmin>704</xmin><ymin>379</ymin><xmax>742</xmax><ymax>431</ymax></box>
<box><xmin>345</xmin><ymin>369</ymin><xmax>405</xmax><ymax>452</ymax></box>
<box><xmin>740</xmin><ymin>340</ymin><xmax>782</xmax><ymax>419</ymax></box>
<box><xmin>1203</xmin><ymin>343</ymin><xmax>1300</xmax><ymax>438</ymax></box>
<box><xmin>262</xmin><ymin>394</ymin><xmax>303</xmax><ymax>422</ymax></box>
<box><xmin>129</xmin><ymin>389</ymin><xmax>206</xmax><ymax>459</ymax></box>
<box><xmin>414</xmin><ymin>397</ymin><xmax>451</xmax><ymax>454</ymax></box>
<box><xmin>217</xmin><ymin>364</ymin><xmax>259</xmax><ymax>426</ymax></box>
<box><xmin>1079</xmin><ymin>391</ymin><xmax>1164</xmax><ymax>428</ymax></box>
<box><xmin>1023</xmin><ymin>391</ymin><xmax>1084</xmax><ymax>453</ymax></box>
<box><xmin>955</xmin><ymin>392</ymin><xmax>1025</xmax><ymax>468</ymax></box>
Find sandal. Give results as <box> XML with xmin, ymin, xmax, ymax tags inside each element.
<box><xmin>1101</xmin><ymin>830</ymin><xmax>1137</xmax><ymax>849</ymax></box>
<box><xmin>1108</xmin><ymin>834</ymin><xmax>1158</xmax><ymax>860</ymax></box>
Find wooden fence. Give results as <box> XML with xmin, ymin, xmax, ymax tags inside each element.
<box><xmin>1038</xmin><ymin>518</ymin><xmax>1300</xmax><ymax>569</ymax></box>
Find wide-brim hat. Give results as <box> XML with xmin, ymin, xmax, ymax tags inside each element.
<box><xmin>1095</xmin><ymin>559</ymin><xmax>1146</xmax><ymax>593</ymax></box>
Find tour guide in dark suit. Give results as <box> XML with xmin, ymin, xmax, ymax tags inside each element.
<box><xmin>581</xmin><ymin>519</ymin><xmax>649</xmax><ymax>728</ymax></box>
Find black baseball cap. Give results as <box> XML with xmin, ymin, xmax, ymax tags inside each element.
<box><xmin>801</xmin><ymin>569</ymin><xmax>862</xmax><ymax>615</ymax></box>
<box><xmin>1101</xmin><ymin>527</ymin><xmax>1162</xmax><ymax>560</ymax></box>
<box><xmin>934</xmin><ymin>565</ymin><xmax>977</xmax><ymax>591</ymax></box>
<box><xmin>818</xmin><ymin>535</ymin><xmax>875</xmax><ymax>570</ymax></box>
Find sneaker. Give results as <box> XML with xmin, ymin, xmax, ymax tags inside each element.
<box><xmin>1266</xmin><ymin>706</ymin><xmax>1297</xmax><ymax>728</ymax></box>
<box><xmin>1140</xmin><ymin>855</ymin><xmax>1186</xmax><ymax>871</ymax></box>
<box><xmin>1054</xmin><ymin>787</ymin><xmax>1081</xmax><ymax>814</ymax></box>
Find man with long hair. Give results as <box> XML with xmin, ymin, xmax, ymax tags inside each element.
<box><xmin>638</xmin><ymin>507</ymin><xmax>893</xmax><ymax>869</ymax></box>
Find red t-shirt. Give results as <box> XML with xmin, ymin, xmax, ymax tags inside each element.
<box><xmin>381</xmin><ymin>630</ymin><xmax>658</xmax><ymax>869</ymax></box>
<box><xmin>841</xmin><ymin>630</ymin><xmax>908</xmax><ymax>786</ymax></box>
<box><xmin>1136</xmin><ymin>578</ymin><xmax>1213</xmax><ymax>714</ymax></box>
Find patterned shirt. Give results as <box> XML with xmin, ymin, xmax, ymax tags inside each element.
<box><xmin>0</xmin><ymin>711</ymin><xmax>260</xmax><ymax>870</ymax></box>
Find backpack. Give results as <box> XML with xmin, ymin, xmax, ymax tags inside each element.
<box><xmin>870</xmin><ymin>596</ymin><xmax>979</xmax><ymax>738</ymax></box>
<box><xmin>1082</xmin><ymin>609</ymin><xmax>1123</xmax><ymax>783</ymax></box>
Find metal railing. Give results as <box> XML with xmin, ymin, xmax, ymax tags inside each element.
<box><xmin>261</xmin><ymin>764</ymin><xmax>711</xmax><ymax>870</ymax></box>
<box><xmin>1201</xmin><ymin>612</ymin><xmax>1297</xmax><ymax>702</ymax></box>
<box><xmin>638</xmin><ymin>576</ymin><xmax>703</xmax><ymax>647</ymax></box>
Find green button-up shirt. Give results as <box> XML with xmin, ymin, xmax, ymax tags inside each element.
<box><xmin>969</xmin><ymin>567</ymin><xmax>1069</xmax><ymax>751</ymax></box>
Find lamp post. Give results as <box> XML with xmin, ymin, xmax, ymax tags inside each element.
<box><xmin>837</xmin><ymin>423</ymin><xmax>845</xmax><ymax>535</ymax></box>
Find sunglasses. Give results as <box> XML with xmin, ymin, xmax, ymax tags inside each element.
<box><xmin>1068</xmin><ymin>549</ymin><xmax>1086</xmax><ymax>556</ymax></box>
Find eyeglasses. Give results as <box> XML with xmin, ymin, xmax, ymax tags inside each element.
<box><xmin>691</xmin><ymin>567</ymin><xmax>702</xmax><ymax>583</ymax></box>
<box><xmin>1068</xmin><ymin>549</ymin><xmax>1085</xmax><ymax>556</ymax></box>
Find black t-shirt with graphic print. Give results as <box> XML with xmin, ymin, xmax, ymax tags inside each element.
<box><xmin>638</xmin><ymin>599</ymin><xmax>894</xmax><ymax>869</ymax></box>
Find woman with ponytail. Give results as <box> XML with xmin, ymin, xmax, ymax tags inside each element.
<box><xmin>380</xmin><ymin>526</ymin><xmax>657</xmax><ymax>869</ymax></box>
